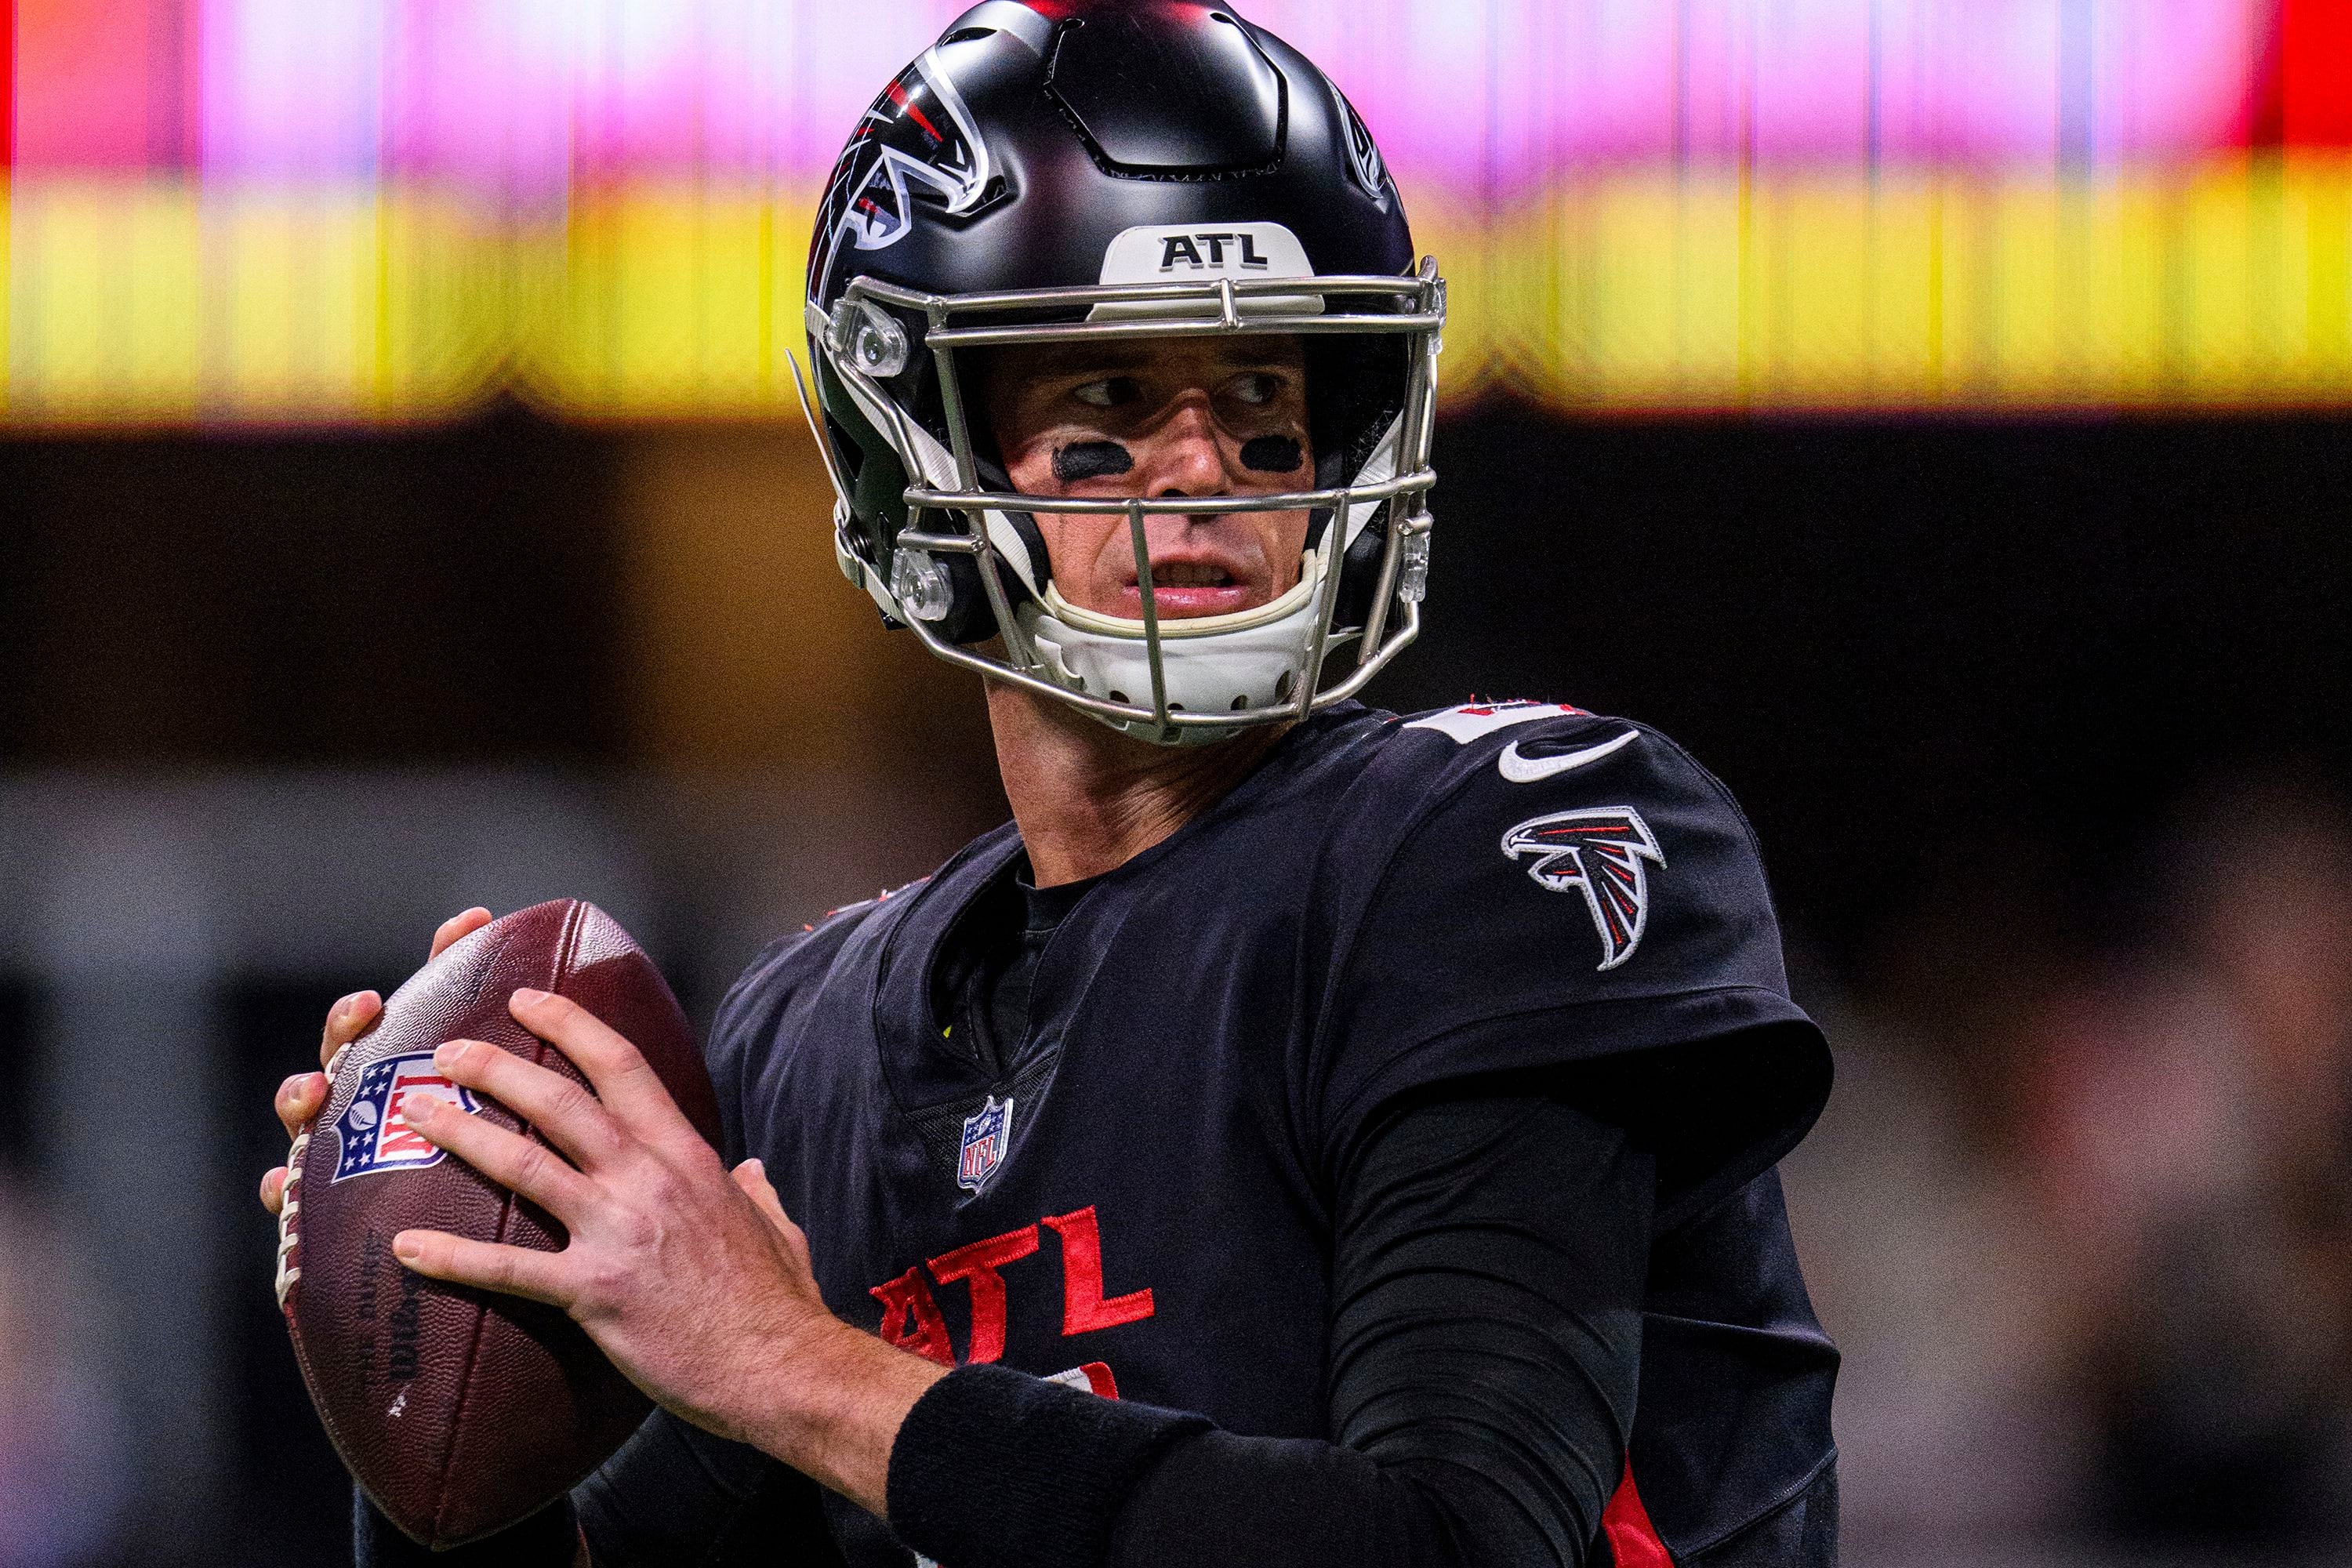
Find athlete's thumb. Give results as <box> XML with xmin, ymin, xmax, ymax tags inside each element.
<box><xmin>732</xmin><ymin>1159</ymin><xmax>801</xmax><ymax>1241</ymax></box>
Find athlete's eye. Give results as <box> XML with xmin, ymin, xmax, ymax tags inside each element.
<box><xmin>1228</xmin><ymin>372</ymin><xmax>1284</xmax><ymax>407</ymax></box>
<box><xmin>1072</xmin><ymin>376</ymin><xmax>1142</xmax><ymax>409</ymax></box>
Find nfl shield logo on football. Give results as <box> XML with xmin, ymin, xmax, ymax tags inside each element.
<box><xmin>329</xmin><ymin>1051</ymin><xmax>481</xmax><ymax>1183</ymax></box>
<box><xmin>956</xmin><ymin>1094</ymin><xmax>1014</xmax><ymax>1193</ymax></box>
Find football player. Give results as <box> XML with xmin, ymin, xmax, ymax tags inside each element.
<box><xmin>260</xmin><ymin>4</ymin><xmax>1838</xmax><ymax>1565</ymax></box>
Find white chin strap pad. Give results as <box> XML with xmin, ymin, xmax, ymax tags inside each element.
<box><xmin>1022</xmin><ymin>589</ymin><xmax>1319</xmax><ymax>731</ymax></box>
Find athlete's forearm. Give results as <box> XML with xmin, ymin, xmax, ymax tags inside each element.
<box><xmin>888</xmin><ymin>1370</ymin><xmax>1534</xmax><ymax>1568</ymax></box>
<box><xmin>728</xmin><ymin>1316</ymin><xmax>949</xmax><ymax>1518</ymax></box>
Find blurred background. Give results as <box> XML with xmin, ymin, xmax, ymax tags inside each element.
<box><xmin>2</xmin><ymin>1</ymin><xmax>2351</xmax><ymax>1563</ymax></box>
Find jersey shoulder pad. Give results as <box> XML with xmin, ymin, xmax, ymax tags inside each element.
<box><xmin>1381</xmin><ymin>699</ymin><xmax>1664</xmax><ymax>812</ymax></box>
<box><xmin>1350</xmin><ymin>699</ymin><xmax>1773</xmax><ymax>978</ymax></box>
<box><xmin>1310</xmin><ymin>702</ymin><xmax>1816</xmax><ymax>1159</ymax></box>
<box><xmin>717</xmin><ymin>877</ymin><xmax>930</xmax><ymax>1020</ymax></box>
<box><xmin>704</xmin><ymin>878</ymin><xmax>930</xmax><ymax>1138</ymax></box>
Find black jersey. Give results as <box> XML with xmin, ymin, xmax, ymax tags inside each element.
<box><xmin>708</xmin><ymin>700</ymin><xmax>1835</xmax><ymax>1566</ymax></box>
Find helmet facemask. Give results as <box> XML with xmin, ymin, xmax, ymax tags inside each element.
<box><xmin>797</xmin><ymin>259</ymin><xmax>1445</xmax><ymax>746</ymax></box>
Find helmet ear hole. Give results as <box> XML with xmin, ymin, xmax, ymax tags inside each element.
<box><xmin>822</xmin><ymin>416</ymin><xmax>867</xmax><ymax>486</ymax></box>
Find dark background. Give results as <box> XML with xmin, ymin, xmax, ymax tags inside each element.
<box><xmin>11</xmin><ymin>407</ymin><xmax>2345</xmax><ymax>963</ymax></box>
<box><xmin>4</xmin><ymin>406</ymin><xmax>2348</xmax><ymax>1564</ymax></box>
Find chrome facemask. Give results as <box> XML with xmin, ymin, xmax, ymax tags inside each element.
<box><xmin>797</xmin><ymin>260</ymin><xmax>1445</xmax><ymax>745</ymax></box>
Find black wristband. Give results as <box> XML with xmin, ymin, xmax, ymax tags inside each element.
<box><xmin>354</xmin><ymin>1484</ymin><xmax>579</xmax><ymax>1566</ymax></box>
<box><xmin>886</xmin><ymin>1364</ymin><xmax>1209</xmax><ymax>1568</ymax></box>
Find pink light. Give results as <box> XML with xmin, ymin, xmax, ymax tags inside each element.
<box><xmin>0</xmin><ymin>0</ymin><xmax>2287</xmax><ymax>186</ymax></box>
<box><xmin>13</xmin><ymin>0</ymin><xmax>197</xmax><ymax>169</ymax></box>
<box><xmin>199</xmin><ymin>0</ymin><xmax>386</xmax><ymax>177</ymax></box>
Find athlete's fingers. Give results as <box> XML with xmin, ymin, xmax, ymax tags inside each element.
<box><xmin>391</xmin><ymin>1228</ymin><xmax>569</xmax><ymax>1308</ymax></box>
<box><xmin>276</xmin><ymin>1071</ymin><xmax>328</xmax><ymax>1141</ymax></box>
<box><xmin>318</xmin><ymin>989</ymin><xmax>382</xmax><ymax>1072</ymax></box>
<box><xmin>429</xmin><ymin>907</ymin><xmax>495</xmax><ymax>963</ymax></box>
<box><xmin>431</xmin><ymin>1039</ymin><xmax>625</xmax><ymax>1171</ymax></box>
<box><xmin>507</xmin><ymin>989</ymin><xmax>693</xmax><ymax>1145</ymax></box>
<box><xmin>402</xmin><ymin>1094</ymin><xmax>593</xmax><ymax>1223</ymax></box>
<box><xmin>260</xmin><ymin>1164</ymin><xmax>288</xmax><ymax>1215</ymax></box>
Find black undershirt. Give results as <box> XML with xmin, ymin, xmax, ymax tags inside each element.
<box><xmin>357</xmin><ymin>864</ymin><xmax>1656</xmax><ymax>1568</ymax></box>
<box><xmin>929</xmin><ymin>858</ymin><xmax>1097</xmax><ymax>1077</ymax></box>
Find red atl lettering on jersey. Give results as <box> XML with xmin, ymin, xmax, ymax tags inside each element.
<box><xmin>870</xmin><ymin>1265</ymin><xmax>953</xmax><ymax>1365</ymax></box>
<box><xmin>1044</xmin><ymin>1206</ymin><xmax>1156</xmax><ymax>1335</ymax></box>
<box><xmin>869</xmin><ymin>1207</ymin><xmax>1156</xmax><ymax>1363</ymax></box>
<box><xmin>925</xmin><ymin>1224</ymin><xmax>1040</xmax><ymax>1364</ymax></box>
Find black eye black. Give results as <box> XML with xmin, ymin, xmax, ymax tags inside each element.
<box><xmin>1240</xmin><ymin>434</ymin><xmax>1305</xmax><ymax>474</ymax></box>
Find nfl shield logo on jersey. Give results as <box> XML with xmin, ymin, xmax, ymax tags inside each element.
<box><xmin>330</xmin><ymin>1051</ymin><xmax>481</xmax><ymax>1182</ymax></box>
<box><xmin>957</xmin><ymin>1094</ymin><xmax>1014</xmax><ymax>1192</ymax></box>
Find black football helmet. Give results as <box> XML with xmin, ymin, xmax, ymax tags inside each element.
<box><xmin>800</xmin><ymin>0</ymin><xmax>1444</xmax><ymax>744</ymax></box>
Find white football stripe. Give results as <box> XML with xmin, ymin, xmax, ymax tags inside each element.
<box><xmin>1403</xmin><ymin>702</ymin><xmax>1584</xmax><ymax>744</ymax></box>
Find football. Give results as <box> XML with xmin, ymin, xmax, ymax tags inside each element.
<box><xmin>276</xmin><ymin>899</ymin><xmax>722</xmax><ymax>1548</ymax></box>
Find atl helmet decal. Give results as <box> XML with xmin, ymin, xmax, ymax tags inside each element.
<box><xmin>957</xmin><ymin>1093</ymin><xmax>1014</xmax><ymax>1193</ymax></box>
<box><xmin>811</xmin><ymin>51</ymin><xmax>993</xmax><ymax>292</ymax></box>
<box><xmin>1501</xmin><ymin>807</ymin><xmax>1668</xmax><ymax>971</ymax></box>
<box><xmin>328</xmin><ymin>1052</ymin><xmax>481</xmax><ymax>1182</ymax></box>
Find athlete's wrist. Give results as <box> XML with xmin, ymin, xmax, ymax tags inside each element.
<box><xmin>735</xmin><ymin>1314</ymin><xmax>949</xmax><ymax>1520</ymax></box>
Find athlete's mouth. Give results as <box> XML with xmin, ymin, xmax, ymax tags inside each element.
<box><xmin>1116</xmin><ymin>547</ymin><xmax>1263</xmax><ymax>619</ymax></box>
<box><xmin>1150</xmin><ymin>563</ymin><xmax>1235</xmax><ymax>589</ymax></box>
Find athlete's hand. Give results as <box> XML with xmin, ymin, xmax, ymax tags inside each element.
<box><xmin>259</xmin><ymin>908</ymin><xmax>493</xmax><ymax>1216</ymax></box>
<box><xmin>386</xmin><ymin>988</ymin><xmax>945</xmax><ymax>1518</ymax></box>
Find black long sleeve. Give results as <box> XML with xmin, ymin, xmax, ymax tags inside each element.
<box><xmin>887</xmin><ymin>1088</ymin><xmax>1654</xmax><ymax>1568</ymax></box>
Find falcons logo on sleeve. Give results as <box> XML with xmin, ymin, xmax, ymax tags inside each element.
<box><xmin>1501</xmin><ymin>808</ymin><xmax>1666</xmax><ymax>970</ymax></box>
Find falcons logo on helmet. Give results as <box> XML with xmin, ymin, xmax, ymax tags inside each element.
<box><xmin>811</xmin><ymin>52</ymin><xmax>994</xmax><ymax>293</ymax></box>
<box><xmin>1501</xmin><ymin>807</ymin><xmax>1667</xmax><ymax>971</ymax></box>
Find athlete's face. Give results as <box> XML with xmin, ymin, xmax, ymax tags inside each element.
<box><xmin>981</xmin><ymin>336</ymin><xmax>1315</xmax><ymax>621</ymax></box>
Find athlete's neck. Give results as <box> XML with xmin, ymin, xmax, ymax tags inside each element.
<box><xmin>984</xmin><ymin>680</ymin><xmax>1290</xmax><ymax>887</ymax></box>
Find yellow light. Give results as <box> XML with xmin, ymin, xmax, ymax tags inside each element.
<box><xmin>7</xmin><ymin>158</ymin><xmax>2352</xmax><ymax>425</ymax></box>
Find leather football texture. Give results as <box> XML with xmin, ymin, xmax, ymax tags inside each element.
<box><xmin>278</xmin><ymin>898</ymin><xmax>722</xmax><ymax>1549</ymax></box>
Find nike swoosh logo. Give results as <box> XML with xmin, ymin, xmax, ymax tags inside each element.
<box><xmin>1497</xmin><ymin>728</ymin><xmax>1639</xmax><ymax>783</ymax></box>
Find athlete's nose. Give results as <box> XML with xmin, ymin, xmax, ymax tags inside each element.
<box><xmin>1138</xmin><ymin>395</ymin><xmax>1229</xmax><ymax>508</ymax></box>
